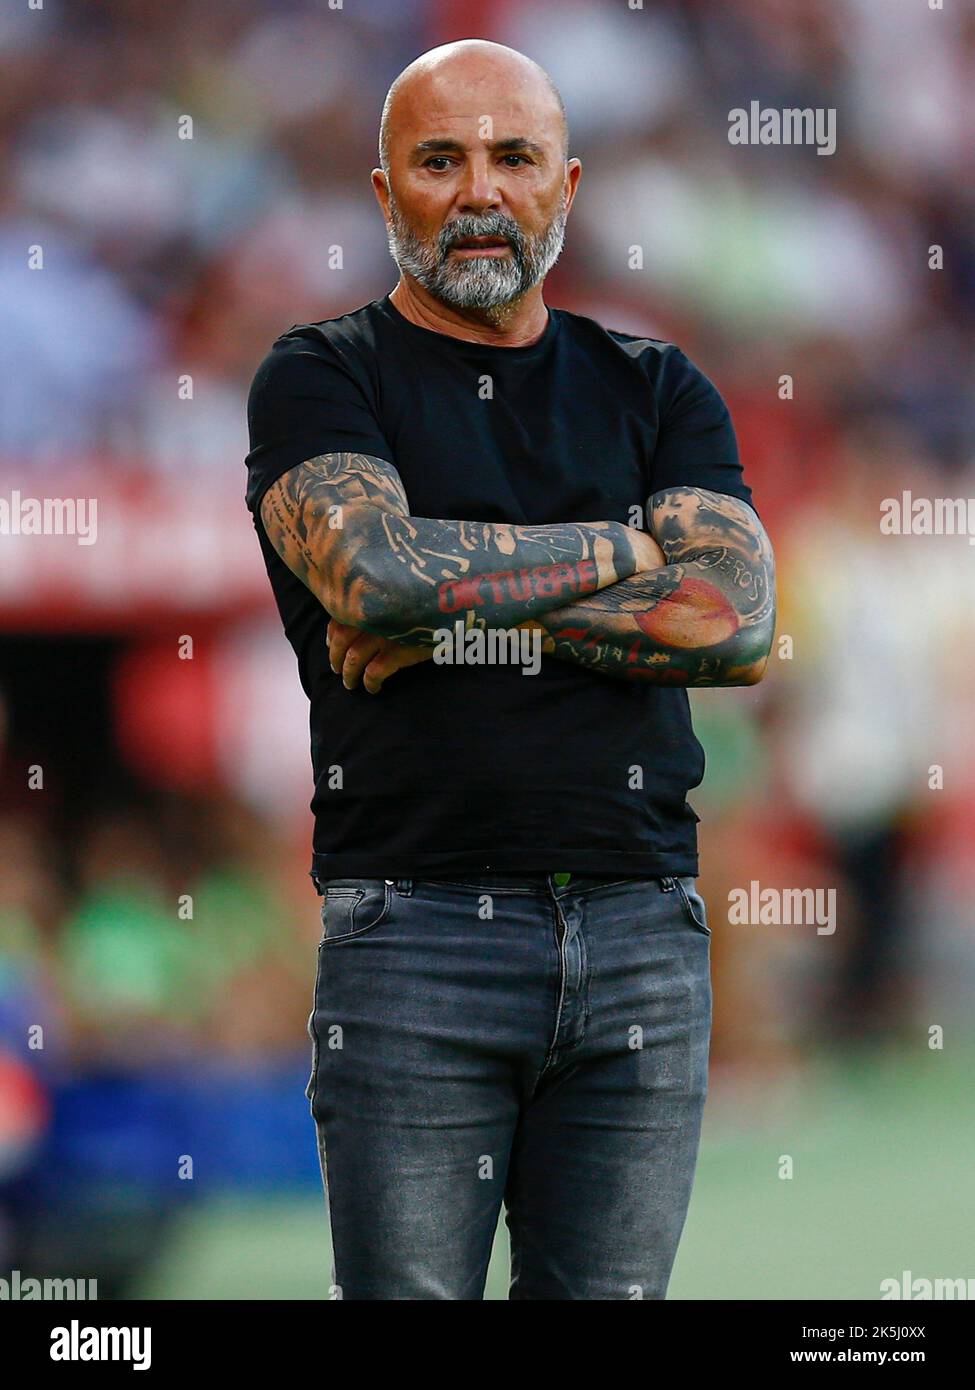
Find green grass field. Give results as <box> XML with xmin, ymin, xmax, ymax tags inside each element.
<box><xmin>135</xmin><ymin>1039</ymin><xmax>975</xmax><ymax>1300</ymax></box>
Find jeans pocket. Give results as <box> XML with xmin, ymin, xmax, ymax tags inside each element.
<box><xmin>319</xmin><ymin>879</ymin><xmax>392</xmax><ymax>945</ymax></box>
<box><xmin>674</xmin><ymin>876</ymin><xmax>711</xmax><ymax>936</ymax></box>
<box><xmin>305</xmin><ymin>945</ymin><xmax>325</xmax><ymax>1106</ymax></box>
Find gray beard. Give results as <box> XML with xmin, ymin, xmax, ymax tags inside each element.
<box><xmin>384</xmin><ymin>190</ymin><xmax>568</xmax><ymax>311</ymax></box>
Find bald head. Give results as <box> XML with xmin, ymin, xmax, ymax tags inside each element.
<box><xmin>379</xmin><ymin>40</ymin><xmax>567</xmax><ymax>175</ymax></box>
<box><xmin>373</xmin><ymin>39</ymin><xmax>580</xmax><ymax>322</ymax></box>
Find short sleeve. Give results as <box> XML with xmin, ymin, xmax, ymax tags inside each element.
<box><xmin>245</xmin><ymin>334</ymin><xmax>395</xmax><ymax>516</ymax></box>
<box><xmin>649</xmin><ymin>348</ymin><xmax>756</xmax><ymax>516</ymax></box>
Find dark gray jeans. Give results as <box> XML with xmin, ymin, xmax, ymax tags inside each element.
<box><xmin>306</xmin><ymin>872</ymin><xmax>712</xmax><ymax>1300</ymax></box>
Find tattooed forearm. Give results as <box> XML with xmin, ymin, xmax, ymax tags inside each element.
<box><xmin>259</xmin><ymin>453</ymin><xmax>659</xmax><ymax>643</ymax></box>
<box><xmin>530</xmin><ymin>487</ymin><xmax>776</xmax><ymax>685</ymax></box>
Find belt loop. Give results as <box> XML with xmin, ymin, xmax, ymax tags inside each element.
<box><xmin>389</xmin><ymin>878</ymin><xmax>414</xmax><ymax>897</ymax></box>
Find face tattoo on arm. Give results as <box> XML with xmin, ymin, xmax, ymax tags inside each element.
<box><xmin>528</xmin><ymin>487</ymin><xmax>776</xmax><ymax>685</ymax></box>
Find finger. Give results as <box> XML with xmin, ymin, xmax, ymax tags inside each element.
<box><xmin>342</xmin><ymin>634</ymin><xmax>385</xmax><ymax>688</ymax></box>
<box><xmin>328</xmin><ymin>620</ymin><xmax>361</xmax><ymax>674</ymax></box>
<box><xmin>327</xmin><ymin>617</ymin><xmax>352</xmax><ymax>648</ymax></box>
<box><xmin>362</xmin><ymin>646</ymin><xmax>430</xmax><ymax>693</ymax></box>
<box><xmin>362</xmin><ymin>654</ymin><xmax>394</xmax><ymax>694</ymax></box>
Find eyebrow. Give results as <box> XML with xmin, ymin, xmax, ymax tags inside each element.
<box><xmin>409</xmin><ymin>136</ymin><xmax>548</xmax><ymax>163</ymax></box>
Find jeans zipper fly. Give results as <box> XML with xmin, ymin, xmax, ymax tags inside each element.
<box><xmin>547</xmin><ymin>893</ymin><xmax>569</xmax><ymax>1064</ymax></box>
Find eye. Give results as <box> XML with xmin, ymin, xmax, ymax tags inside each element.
<box><xmin>501</xmin><ymin>154</ymin><xmax>529</xmax><ymax>167</ymax></box>
<box><xmin>424</xmin><ymin>156</ymin><xmax>454</xmax><ymax>170</ymax></box>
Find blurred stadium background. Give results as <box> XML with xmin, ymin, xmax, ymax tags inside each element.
<box><xmin>1</xmin><ymin>0</ymin><xmax>974</xmax><ymax>1300</ymax></box>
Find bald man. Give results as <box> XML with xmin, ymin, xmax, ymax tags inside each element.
<box><xmin>246</xmin><ymin>40</ymin><xmax>775</xmax><ymax>1300</ymax></box>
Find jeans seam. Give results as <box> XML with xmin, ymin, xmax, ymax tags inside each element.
<box><xmin>413</xmin><ymin>879</ymin><xmax>541</xmax><ymax>895</ymax></box>
<box><xmin>560</xmin><ymin>877</ymin><xmax>647</xmax><ymax>900</ymax></box>
<box><xmin>306</xmin><ymin>945</ymin><xmax>325</xmax><ymax>1113</ymax></box>
<box><xmin>674</xmin><ymin>876</ymin><xmax>711</xmax><ymax>936</ymax></box>
<box><xmin>539</xmin><ymin>893</ymin><xmax>570</xmax><ymax>1077</ymax></box>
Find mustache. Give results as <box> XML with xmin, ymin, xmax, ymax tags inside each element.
<box><xmin>439</xmin><ymin>215</ymin><xmax>525</xmax><ymax>256</ymax></box>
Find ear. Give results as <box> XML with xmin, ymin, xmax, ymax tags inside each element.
<box><xmin>563</xmin><ymin>158</ymin><xmax>582</xmax><ymax>216</ymax></box>
<box><xmin>371</xmin><ymin>168</ymin><xmax>391</xmax><ymax>223</ymax></box>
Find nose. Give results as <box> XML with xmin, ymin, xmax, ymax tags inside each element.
<box><xmin>455</xmin><ymin>154</ymin><xmax>503</xmax><ymax>214</ymax></box>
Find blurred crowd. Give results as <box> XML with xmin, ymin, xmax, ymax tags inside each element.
<box><xmin>2</xmin><ymin>0</ymin><xmax>975</xmax><ymax>1290</ymax></box>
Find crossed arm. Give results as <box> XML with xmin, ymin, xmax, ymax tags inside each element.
<box><xmin>260</xmin><ymin>451</ymin><xmax>775</xmax><ymax>691</ymax></box>
<box><xmin>524</xmin><ymin>487</ymin><xmax>775</xmax><ymax>685</ymax></box>
<box><xmin>259</xmin><ymin>451</ymin><xmax>660</xmax><ymax>636</ymax></box>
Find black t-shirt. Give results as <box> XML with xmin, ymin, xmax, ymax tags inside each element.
<box><xmin>245</xmin><ymin>292</ymin><xmax>754</xmax><ymax>883</ymax></box>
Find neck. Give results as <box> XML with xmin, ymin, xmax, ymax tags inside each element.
<box><xmin>389</xmin><ymin>277</ymin><xmax>549</xmax><ymax>347</ymax></box>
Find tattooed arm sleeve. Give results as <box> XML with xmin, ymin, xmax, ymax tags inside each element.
<box><xmin>259</xmin><ymin>452</ymin><xmax>658</xmax><ymax>645</ymax></box>
<box><xmin>526</xmin><ymin>487</ymin><xmax>776</xmax><ymax>685</ymax></box>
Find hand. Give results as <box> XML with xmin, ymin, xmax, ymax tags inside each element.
<box><xmin>632</xmin><ymin>526</ymin><xmax>667</xmax><ymax>573</ymax></box>
<box><xmin>327</xmin><ymin>618</ymin><xmax>434</xmax><ymax>694</ymax></box>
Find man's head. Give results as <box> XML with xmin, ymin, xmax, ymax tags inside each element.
<box><xmin>373</xmin><ymin>40</ymin><xmax>580</xmax><ymax>315</ymax></box>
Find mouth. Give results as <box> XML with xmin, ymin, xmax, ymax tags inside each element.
<box><xmin>450</xmin><ymin>235</ymin><xmax>512</xmax><ymax>256</ymax></box>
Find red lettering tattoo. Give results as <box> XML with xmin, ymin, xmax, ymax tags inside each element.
<box><xmin>438</xmin><ymin>559</ymin><xmax>599</xmax><ymax>614</ymax></box>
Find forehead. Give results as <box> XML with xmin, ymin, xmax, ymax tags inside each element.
<box><xmin>391</xmin><ymin>66</ymin><xmax>561</xmax><ymax>145</ymax></box>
